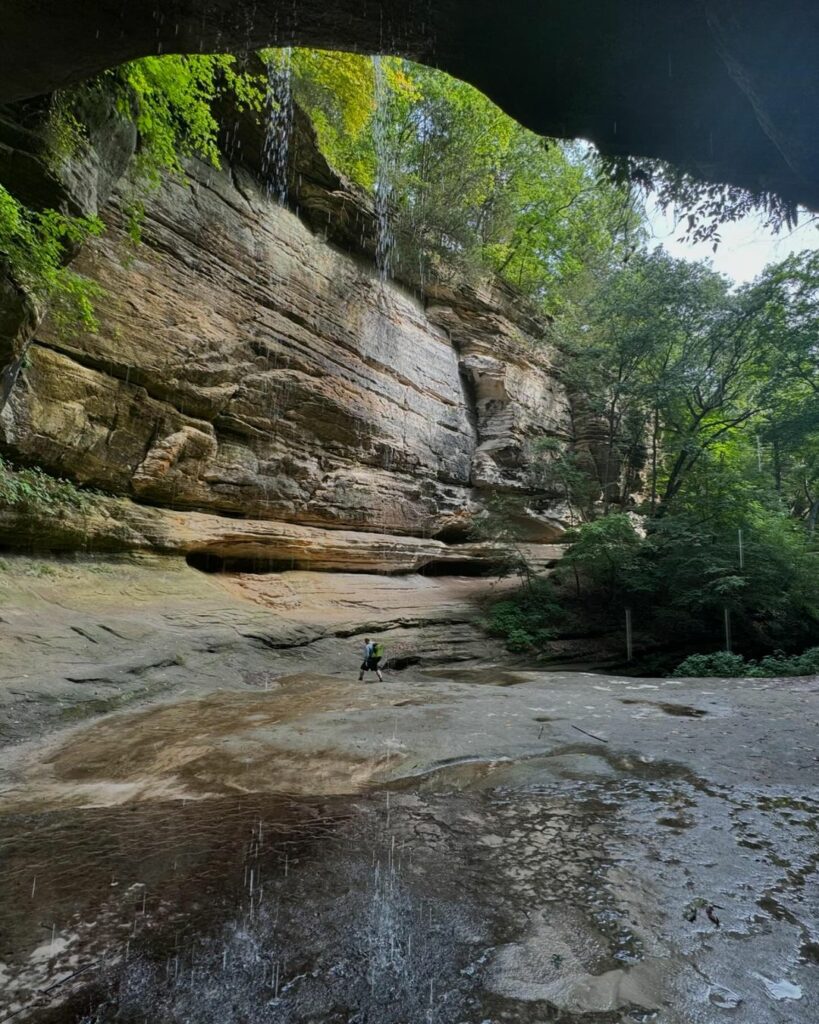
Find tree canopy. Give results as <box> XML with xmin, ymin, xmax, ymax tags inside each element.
<box><xmin>290</xmin><ymin>52</ymin><xmax>640</xmax><ymax>310</ymax></box>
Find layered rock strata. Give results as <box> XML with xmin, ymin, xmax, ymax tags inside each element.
<box><xmin>0</xmin><ymin>500</ymin><xmax>564</xmax><ymax>574</ymax></box>
<box><xmin>0</xmin><ymin>102</ymin><xmax>571</xmax><ymax>570</ymax></box>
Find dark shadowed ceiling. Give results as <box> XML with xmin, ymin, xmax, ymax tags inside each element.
<box><xmin>2</xmin><ymin>0</ymin><xmax>818</xmax><ymax>211</ymax></box>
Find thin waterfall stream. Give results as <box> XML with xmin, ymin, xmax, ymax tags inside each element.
<box><xmin>263</xmin><ymin>48</ymin><xmax>294</xmax><ymax>206</ymax></box>
<box><xmin>372</xmin><ymin>55</ymin><xmax>395</xmax><ymax>282</ymax></box>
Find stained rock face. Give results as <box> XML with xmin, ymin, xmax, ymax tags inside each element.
<box><xmin>1</xmin><ymin>125</ymin><xmax>571</xmax><ymax>561</ymax></box>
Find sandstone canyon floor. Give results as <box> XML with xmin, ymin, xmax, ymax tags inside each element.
<box><xmin>0</xmin><ymin>555</ymin><xmax>817</xmax><ymax>1023</ymax></box>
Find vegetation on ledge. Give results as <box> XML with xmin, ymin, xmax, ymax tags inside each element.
<box><xmin>0</xmin><ymin>185</ymin><xmax>104</xmax><ymax>331</ymax></box>
<box><xmin>0</xmin><ymin>54</ymin><xmax>264</xmax><ymax>328</ymax></box>
<box><xmin>0</xmin><ymin>454</ymin><xmax>102</xmax><ymax>515</ymax></box>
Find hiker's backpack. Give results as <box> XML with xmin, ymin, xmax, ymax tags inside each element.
<box><xmin>372</xmin><ymin>642</ymin><xmax>385</xmax><ymax>658</ymax></box>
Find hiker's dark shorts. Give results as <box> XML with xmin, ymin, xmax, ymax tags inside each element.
<box><xmin>361</xmin><ymin>657</ymin><xmax>381</xmax><ymax>671</ymax></box>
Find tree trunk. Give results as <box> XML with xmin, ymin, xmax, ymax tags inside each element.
<box><xmin>772</xmin><ymin>436</ymin><xmax>782</xmax><ymax>493</ymax></box>
<box><xmin>806</xmin><ymin>500</ymin><xmax>819</xmax><ymax>535</ymax></box>
<box><xmin>650</xmin><ymin>406</ymin><xmax>659</xmax><ymax>515</ymax></box>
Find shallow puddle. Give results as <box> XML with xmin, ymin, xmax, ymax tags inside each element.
<box><xmin>419</xmin><ymin>667</ymin><xmax>534</xmax><ymax>687</ymax></box>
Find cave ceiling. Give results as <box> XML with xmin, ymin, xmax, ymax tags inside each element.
<box><xmin>1</xmin><ymin>0</ymin><xmax>818</xmax><ymax>211</ymax></box>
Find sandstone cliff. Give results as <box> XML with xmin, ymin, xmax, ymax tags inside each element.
<box><xmin>0</xmin><ymin>100</ymin><xmax>571</xmax><ymax>573</ymax></box>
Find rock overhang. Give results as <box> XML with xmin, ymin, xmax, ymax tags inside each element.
<box><xmin>0</xmin><ymin>0</ymin><xmax>817</xmax><ymax>211</ymax></box>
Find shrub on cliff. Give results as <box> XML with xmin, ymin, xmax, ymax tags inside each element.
<box><xmin>0</xmin><ymin>55</ymin><xmax>265</xmax><ymax>326</ymax></box>
<box><xmin>0</xmin><ymin>185</ymin><xmax>104</xmax><ymax>331</ymax></box>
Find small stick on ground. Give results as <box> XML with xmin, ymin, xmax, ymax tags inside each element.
<box><xmin>571</xmin><ymin>724</ymin><xmax>609</xmax><ymax>743</ymax></box>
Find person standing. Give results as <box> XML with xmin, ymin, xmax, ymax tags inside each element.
<box><xmin>358</xmin><ymin>637</ymin><xmax>384</xmax><ymax>683</ymax></box>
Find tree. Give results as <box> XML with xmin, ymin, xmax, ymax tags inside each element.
<box><xmin>556</xmin><ymin>251</ymin><xmax>772</xmax><ymax>514</ymax></box>
<box><xmin>749</xmin><ymin>251</ymin><xmax>819</xmax><ymax>531</ymax></box>
<box><xmin>288</xmin><ymin>52</ymin><xmax>641</xmax><ymax>310</ymax></box>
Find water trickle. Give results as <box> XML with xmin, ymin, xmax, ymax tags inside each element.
<box><xmin>372</xmin><ymin>55</ymin><xmax>395</xmax><ymax>281</ymax></box>
<box><xmin>262</xmin><ymin>48</ymin><xmax>294</xmax><ymax>206</ymax></box>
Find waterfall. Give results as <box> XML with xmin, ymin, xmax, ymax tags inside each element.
<box><xmin>372</xmin><ymin>55</ymin><xmax>395</xmax><ymax>281</ymax></box>
<box><xmin>262</xmin><ymin>48</ymin><xmax>294</xmax><ymax>206</ymax></box>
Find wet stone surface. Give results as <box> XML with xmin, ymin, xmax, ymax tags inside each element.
<box><xmin>1</xmin><ymin>761</ymin><xmax>818</xmax><ymax>1021</ymax></box>
<box><xmin>0</xmin><ymin>785</ymin><xmax>624</xmax><ymax>1023</ymax></box>
<box><xmin>1</xmin><ymin>666</ymin><xmax>819</xmax><ymax>1022</ymax></box>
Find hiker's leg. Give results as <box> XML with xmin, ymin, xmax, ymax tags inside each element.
<box><xmin>377</xmin><ymin>668</ymin><xmax>384</xmax><ymax>682</ymax></box>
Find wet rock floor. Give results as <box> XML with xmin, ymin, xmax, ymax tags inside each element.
<box><xmin>1</xmin><ymin>665</ymin><xmax>819</xmax><ymax>1023</ymax></box>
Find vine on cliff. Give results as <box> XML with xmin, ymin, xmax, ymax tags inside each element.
<box><xmin>112</xmin><ymin>55</ymin><xmax>265</xmax><ymax>185</ymax></box>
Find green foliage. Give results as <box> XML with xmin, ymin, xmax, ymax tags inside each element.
<box><xmin>0</xmin><ymin>455</ymin><xmax>100</xmax><ymax>515</ymax></box>
<box><xmin>527</xmin><ymin>437</ymin><xmax>600</xmax><ymax>524</ymax></box>
<box><xmin>112</xmin><ymin>54</ymin><xmax>264</xmax><ymax>186</ymax></box>
<box><xmin>1</xmin><ymin>54</ymin><xmax>266</xmax><ymax>331</ymax></box>
<box><xmin>289</xmin><ymin>49</ymin><xmax>379</xmax><ymax>188</ymax></box>
<box><xmin>555</xmin><ymin>250</ymin><xmax>776</xmax><ymax>512</ymax></box>
<box><xmin>286</xmin><ymin>51</ymin><xmax>639</xmax><ymax>309</ymax></box>
<box><xmin>674</xmin><ymin>648</ymin><xmax>819</xmax><ymax>678</ymax></box>
<box><xmin>490</xmin><ymin>449</ymin><xmax>819</xmax><ymax>663</ymax></box>
<box><xmin>0</xmin><ymin>184</ymin><xmax>104</xmax><ymax>330</ymax></box>
<box><xmin>601</xmin><ymin>153</ymin><xmax>797</xmax><ymax>247</ymax></box>
<box><xmin>484</xmin><ymin>578</ymin><xmax>565</xmax><ymax>652</ymax></box>
<box><xmin>672</xmin><ymin>652</ymin><xmax>748</xmax><ymax>677</ymax></box>
<box><xmin>42</xmin><ymin>91</ymin><xmax>89</xmax><ymax>169</ymax></box>
<box><xmin>645</xmin><ymin>464</ymin><xmax>819</xmax><ymax>650</ymax></box>
<box><xmin>748</xmin><ymin>251</ymin><xmax>819</xmax><ymax>528</ymax></box>
<box><xmin>751</xmin><ymin>648</ymin><xmax>819</xmax><ymax>677</ymax></box>
<box><xmin>559</xmin><ymin>514</ymin><xmax>645</xmax><ymax>601</ymax></box>
<box><xmin>385</xmin><ymin>64</ymin><xmax>640</xmax><ymax>308</ymax></box>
